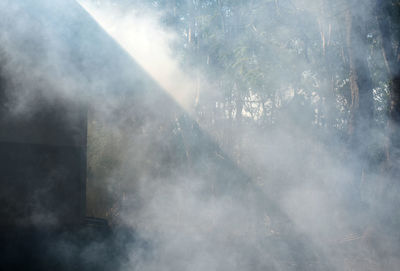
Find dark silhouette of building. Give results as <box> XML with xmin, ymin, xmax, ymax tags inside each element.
<box><xmin>0</xmin><ymin>91</ymin><xmax>87</xmax><ymax>228</ymax></box>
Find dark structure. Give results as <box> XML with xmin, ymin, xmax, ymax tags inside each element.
<box><xmin>0</xmin><ymin>59</ymin><xmax>98</xmax><ymax>270</ymax></box>
<box><xmin>0</xmin><ymin>92</ymin><xmax>87</xmax><ymax>228</ymax></box>
<box><xmin>0</xmin><ymin>2</ymin><xmax>112</xmax><ymax>269</ymax></box>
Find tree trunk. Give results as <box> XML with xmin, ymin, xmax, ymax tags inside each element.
<box><xmin>344</xmin><ymin>4</ymin><xmax>374</xmax><ymax>157</ymax></box>
<box><xmin>343</xmin><ymin>2</ymin><xmax>375</xmax><ymax>216</ymax></box>
<box><xmin>376</xmin><ymin>0</ymin><xmax>400</xmax><ymax>173</ymax></box>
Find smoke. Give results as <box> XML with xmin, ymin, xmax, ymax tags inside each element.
<box><xmin>78</xmin><ymin>0</ymin><xmax>198</xmax><ymax>111</ymax></box>
<box><xmin>1</xmin><ymin>0</ymin><xmax>400</xmax><ymax>270</ymax></box>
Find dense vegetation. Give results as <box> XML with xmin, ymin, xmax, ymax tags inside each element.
<box><xmin>85</xmin><ymin>0</ymin><xmax>400</xmax><ymax>269</ymax></box>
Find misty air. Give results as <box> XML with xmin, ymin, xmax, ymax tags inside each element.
<box><xmin>1</xmin><ymin>0</ymin><xmax>400</xmax><ymax>270</ymax></box>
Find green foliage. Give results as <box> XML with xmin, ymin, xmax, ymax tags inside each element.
<box><xmin>87</xmin><ymin>0</ymin><xmax>399</xmax><ymax>226</ymax></box>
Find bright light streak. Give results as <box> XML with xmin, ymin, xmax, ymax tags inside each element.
<box><xmin>77</xmin><ymin>0</ymin><xmax>197</xmax><ymax>111</ymax></box>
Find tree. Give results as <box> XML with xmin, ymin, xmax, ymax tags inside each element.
<box><xmin>376</xmin><ymin>0</ymin><xmax>400</xmax><ymax>174</ymax></box>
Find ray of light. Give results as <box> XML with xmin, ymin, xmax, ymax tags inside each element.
<box><xmin>77</xmin><ymin>0</ymin><xmax>197</xmax><ymax>112</ymax></box>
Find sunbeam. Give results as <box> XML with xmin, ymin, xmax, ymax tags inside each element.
<box><xmin>77</xmin><ymin>0</ymin><xmax>197</xmax><ymax>112</ymax></box>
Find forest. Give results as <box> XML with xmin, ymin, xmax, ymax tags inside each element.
<box><xmin>84</xmin><ymin>0</ymin><xmax>400</xmax><ymax>269</ymax></box>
